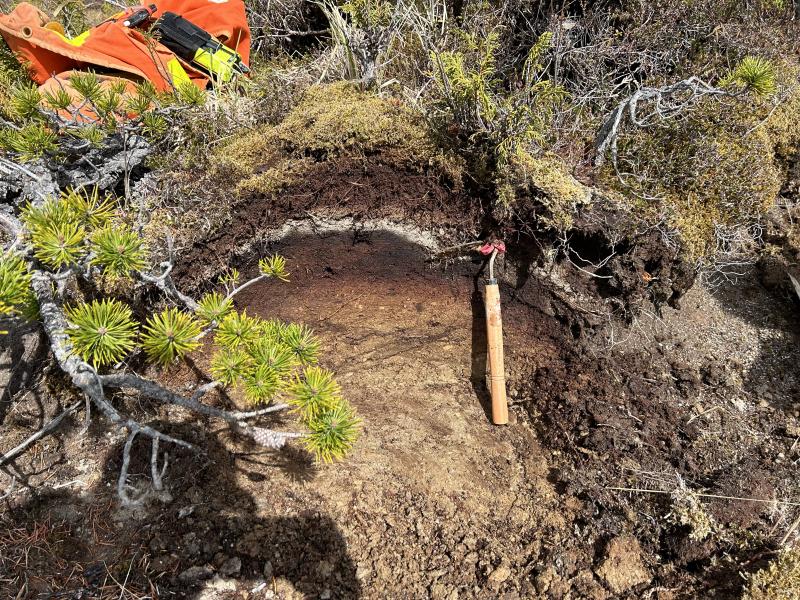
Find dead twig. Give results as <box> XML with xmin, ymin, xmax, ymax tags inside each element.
<box><xmin>0</xmin><ymin>401</ymin><xmax>83</xmax><ymax>467</ymax></box>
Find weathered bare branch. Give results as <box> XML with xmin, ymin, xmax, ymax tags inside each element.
<box><xmin>595</xmin><ymin>76</ymin><xmax>730</xmax><ymax>169</ymax></box>
<box><xmin>139</xmin><ymin>261</ymin><xmax>199</xmax><ymax>311</ymax></box>
<box><xmin>98</xmin><ymin>373</ymin><xmax>291</xmax><ymax>424</ymax></box>
<box><xmin>225</xmin><ymin>274</ymin><xmax>266</xmax><ymax>303</ymax></box>
<box><xmin>117</xmin><ymin>431</ymin><xmax>138</xmax><ymax>504</ymax></box>
<box><xmin>0</xmin><ymin>401</ymin><xmax>83</xmax><ymax>467</ymax></box>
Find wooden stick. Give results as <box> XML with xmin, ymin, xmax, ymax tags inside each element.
<box><xmin>484</xmin><ymin>279</ymin><xmax>508</xmax><ymax>425</ymax></box>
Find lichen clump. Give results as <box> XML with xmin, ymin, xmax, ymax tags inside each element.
<box><xmin>744</xmin><ymin>547</ymin><xmax>800</xmax><ymax>600</ymax></box>
<box><xmin>668</xmin><ymin>484</ymin><xmax>715</xmax><ymax>541</ymax></box>
<box><xmin>216</xmin><ymin>83</ymin><xmax>463</xmax><ymax>196</ymax></box>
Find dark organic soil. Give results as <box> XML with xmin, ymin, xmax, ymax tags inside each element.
<box><xmin>3</xmin><ymin>162</ymin><xmax>800</xmax><ymax>599</ymax></box>
<box><xmin>172</xmin><ymin>158</ymin><xmax>484</xmax><ymax>292</ymax></box>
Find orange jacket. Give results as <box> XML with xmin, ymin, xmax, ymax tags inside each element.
<box><xmin>0</xmin><ymin>1</ymin><xmax>250</xmax><ymax>93</ymax></box>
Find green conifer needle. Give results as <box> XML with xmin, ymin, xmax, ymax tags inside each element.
<box><xmin>258</xmin><ymin>255</ymin><xmax>290</xmax><ymax>281</ymax></box>
<box><xmin>303</xmin><ymin>402</ymin><xmax>360</xmax><ymax>463</ymax></box>
<box><xmin>195</xmin><ymin>291</ymin><xmax>233</xmax><ymax>326</ymax></box>
<box><xmin>90</xmin><ymin>224</ymin><xmax>147</xmax><ymax>277</ymax></box>
<box><xmin>0</xmin><ymin>253</ymin><xmax>32</xmax><ymax>318</ymax></box>
<box><xmin>65</xmin><ymin>299</ymin><xmax>138</xmax><ymax>367</ymax></box>
<box><xmin>247</xmin><ymin>338</ymin><xmax>299</xmax><ymax>374</ymax></box>
<box><xmin>215</xmin><ymin>310</ymin><xmax>259</xmax><ymax>349</ymax></box>
<box><xmin>141</xmin><ymin>307</ymin><xmax>202</xmax><ymax>366</ymax></box>
<box><xmin>286</xmin><ymin>366</ymin><xmax>341</xmax><ymax>421</ymax></box>
<box><xmin>210</xmin><ymin>347</ymin><xmax>251</xmax><ymax>386</ymax></box>
<box><xmin>281</xmin><ymin>323</ymin><xmax>320</xmax><ymax>364</ymax></box>
<box><xmin>31</xmin><ymin>221</ymin><xmax>86</xmax><ymax>269</ymax></box>
<box><xmin>243</xmin><ymin>363</ymin><xmax>281</xmax><ymax>405</ymax></box>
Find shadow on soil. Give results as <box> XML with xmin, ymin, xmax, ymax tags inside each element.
<box><xmin>1</xmin><ymin>421</ymin><xmax>361</xmax><ymax>599</ymax></box>
<box><xmin>469</xmin><ymin>268</ymin><xmax>494</xmax><ymax>423</ymax></box>
<box><xmin>0</xmin><ymin>325</ymin><xmax>47</xmax><ymax>426</ymax></box>
<box><xmin>708</xmin><ymin>273</ymin><xmax>800</xmax><ymax>413</ymax></box>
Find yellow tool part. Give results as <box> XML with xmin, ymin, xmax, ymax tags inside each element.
<box><xmin>192</xmin><ymin>43</ymin><xmax>240</xmax><ymax>83</ymax></box>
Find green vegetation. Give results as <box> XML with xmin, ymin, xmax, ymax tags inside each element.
<box><xmin>496</xmin><ymin>152</ymin><xmax>589</xmax><ymax>229</ymax></box>
<box><xmin>90</xmin><ymin>225</ymin><xmax>148</xmax><ymax>277</ymax></box>
<box><xmin>722</xmin><ymin>56</ymin><xmax>778</xmax><ymax>96</ymax></box>
<box><xmin>141</xmin><ymin>308</ymin><xmax>203</xmax><ymax>366</ymax></box>
<box><xmin>0</xmin><ymin>188</ymin><xmax>359</xmax><ymax>467</ymax></box>
<box><xmin>215</xmin><ymin>82</ymin><xmax>464</xmax><ymax>196</ymax></box>
<box><xmin>195</xmin><ymin>291</ymin><xmax>234</xmax><ymax>326</ymax></box>
<box><xmin>604</xmin><ymin>65</ymin><xmax>800</xmax><ymax>258</ymax></box>
<box><xmin>4</xmin><ymin>0</ymin><xmax>798</xmax><ymax>268</ymax></box>
<box><xmin>0</xmin><ymin>253</ymin><xmax>34</xmax><ymax>318</ymax></box>
<box><xmin>65</xmin><ymin>298</ymin><xmax>139</xmax><ymax>368</ymax></box>
<box><xmin>0</xmin><ymin>70</ymin><xmax>204</xmax><ymax>161</ymax></box>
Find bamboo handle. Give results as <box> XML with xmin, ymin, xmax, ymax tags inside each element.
<box><xmin>484</xmin><ymin>281</ymin><xmax>508</xmax><ymax>425</ymax></box>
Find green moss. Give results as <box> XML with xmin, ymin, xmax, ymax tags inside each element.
<box><xmin>743</xmin><ymin>548</ymin><xmax>800</xmax><ymax>600</ymax></box>
<box><xmin>214</xmin><ymin>83</ymin><xmax>464</xmax><ymax>197</ymax></box>
<box><xmin>604</xmin><ymin>85</ymin><xmax>797</xmax><ymax>258</ymax></box>
<box><xmin>235</xmin><ymin>157</ymin><xmax>314</xmax><ymax>197</ymax></box>
<box><xmin>496</xmin><ymin>151</ymin><xmax>590</xmax><ymax>229</ymax></box>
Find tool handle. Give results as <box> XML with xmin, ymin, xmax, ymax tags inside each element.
<box><xmin>484</xmin><ymin>281</ymin><xmax>508</xmax><ymax>425</ymax></box>
<box><xmin>122</xmin><ymin>4</ymin><xmax>157</xmax><ymax>27</ymax></box>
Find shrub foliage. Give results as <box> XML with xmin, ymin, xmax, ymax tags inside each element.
<box><xmin>1</xmin><ymin>188</ymin><xmax>360</xmax><ymax>464</ymax></box>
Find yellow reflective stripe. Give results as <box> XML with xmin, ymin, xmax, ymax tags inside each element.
<box><xmin>52</xmin><ymin>29</ymin><xmax>92</xmax><ymax>46</ymax></box>
<box><xmin>192</xmin><ymin>47</ymin><xmax>236</xmax><ymax>83</ymax></box>
<box><xmin>166</xmin><ymin>57</ymin><xmax>193</xmax><ymax>89</ymax></box>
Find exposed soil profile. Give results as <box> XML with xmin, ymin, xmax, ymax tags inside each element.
<box><xmin>2</xmin><ymin>221</ymin><xmax>800</xmax><ymax>599</ymax></box>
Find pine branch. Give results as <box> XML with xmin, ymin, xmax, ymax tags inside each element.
<box><xmin>139</xmin><ymin>260</ymin><xmax>198</xmax><ymax>311</ymax></box>
<box><xmin>29</xmin><ymin>267</ymin><xmax>196</xmax><ymax>503</ymax></box>
<box><xmin>138</xmin><ymin>235</ymin><xmax>198</xmax><ymax>311</ymax></box>
<box><xmin>99</xmin><ymin>373</ymin><xmax>292</xmax><ymax>426</ymax></box>
<box><xmin>224</xmin><ymin>274</ymin><xmax>266</xmax><ymax>303</ymax></box>
<box><xmin>3</xmin><ymin>210</ymin><xmax>324</xmax><ymax>502</ymax></box>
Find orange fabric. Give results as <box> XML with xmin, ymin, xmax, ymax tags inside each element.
<box><xmin>0</xmin><ymin>1</ymin><xmax>250</xmax><ymax>92</ymax></box>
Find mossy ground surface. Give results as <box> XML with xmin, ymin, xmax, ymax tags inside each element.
<box><xmin>604</xmin><ymin>78</ymin><xmax>800</xmax><ymax>259</ymax></box>
<box><xmin>215</xmin><ymin>83</ymin><xmax>465</xmax><ymax>198</ymax></box>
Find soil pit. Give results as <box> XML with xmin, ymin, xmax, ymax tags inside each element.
<box><xmin>0</xmin><ymin>223</ymin><xmax>579</xmax><ymax>599</ymax></box>
<box><xmin>4</xmin><ymin>221</ymin><xmax>800</xmax><ymax>599</ymax></box>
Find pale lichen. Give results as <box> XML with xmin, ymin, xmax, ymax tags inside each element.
<box><xmin>743</xmin><ymin>547</ymin><xmax>800</xmax><ymax>600</ymax></box>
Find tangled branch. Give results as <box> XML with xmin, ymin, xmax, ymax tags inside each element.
<box><xmin>594</xmin><ymin>76</ymin><xmax>729</xmax><ymax>169</ymax></box>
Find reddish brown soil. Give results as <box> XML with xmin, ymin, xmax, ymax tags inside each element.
<box><xmin>3</xmin><ymin>224</ymin><xmax>799</xmax><ymax>599</ymax></box>
<box><xmin>171</xmin><ymin>158</ymin><xmax>485</xmax><ymax>292</ymax></box>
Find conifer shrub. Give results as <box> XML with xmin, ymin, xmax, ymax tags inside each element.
<box><xmin>0</xmin><ymin>188</ymin><xmax>360</xmax><ymax>500</ymax></box>
<box><xmin>425</xmin><ymin>27</ymin><xmax>572</xmax><ymax>217</ymax></box>
<box><xmin>0</xmin><ymin>70</ymin><xmax>205</xmax><ymax>162</ymax></box>
<box><xmin>0</xmin><ymin>40</ymin><xmax>30</xmax><ymax>119</ymax></box>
